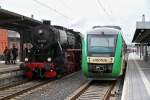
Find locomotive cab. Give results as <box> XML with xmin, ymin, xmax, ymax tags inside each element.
<box><xmin>82</xmin><ymin>26</ymin><xmax>127</xmax><ymax>80</ymax></box>
<box><xmin>87</xmin><ymin>33</ymin><xmax>117</xmax><ymax>73</ymax></box>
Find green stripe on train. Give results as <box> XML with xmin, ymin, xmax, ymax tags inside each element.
<box><xmin>81</xmin><ymin>35</ymin><xmax>88</xmax><ymax>76</ymax></box>
<box><xmin>112</xmin><ymin>32</ymin><xmax>122</xmax><ymax>77</ymax></box>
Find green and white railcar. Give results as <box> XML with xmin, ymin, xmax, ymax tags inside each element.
<box><xmin>82</xmin><ymin>26</ymin><xmax>127</xmax><ymax>80</ymax></box>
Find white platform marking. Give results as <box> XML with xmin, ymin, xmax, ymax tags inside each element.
<box><xmin>133</xmin><ymin>54</ymin><xmax>150</xmax><ymax>97</ymax></box>
<box><xmin>121</xmin><ymin>53</ymin><xmax>150</xmax><ymax>100</ymax></box>
<box><xmin>121</xmin><ymin>74</ymin><xmax>128</xmax><ymax>100</ymax></box>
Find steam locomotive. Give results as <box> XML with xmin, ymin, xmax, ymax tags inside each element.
<box><xmin>20</xmin><ymin>22</ymin><xmax>82</xmax><ymax>78</ymax></box>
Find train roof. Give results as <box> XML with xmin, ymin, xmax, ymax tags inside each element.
<box><xmin>53</xmin><ymin>25</ymin><xmax>75</xmax><ymax>32</ymax></box>
<box><xmin>52</xmin><ymin>25</ymin><xmax>82</xmax><ymax>37</ymax></box>
<box><xmin>87</xmin><ymin>26</ymin><xmax>122</xmax><ymax>35</ymax></box>
<box><xmin>53</xmin><ymin>25</ymin><xmax>67</xmax><ymax>30</ymax></box>
<box><xmin>92</xmin><ymin>26</ymin><xmax>121</xmax><ymax>30</ymax></box>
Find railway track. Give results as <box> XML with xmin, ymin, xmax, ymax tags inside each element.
<box><xmin>65</xmin><ymin>80</ymin><xmax>117</xmax><ymax>100</ymax></box>
<box><xmin>0</xmin><ymin>69</ymin><xmax>23</xmax><ymax>90</ymax></box>
<box><xmin>0</xmin><ymin>79</ymin><xmax>52</xmax><ymax>100</ymax></box>
<box><xmin>0</xmin><ymin>71</ymin><xmax>81</xmax><ymax>100</ymax></box>
<box><xmin>0</xmin><ymin>79</ymin><xmax>31</xmax><ymax>91</ymax></box>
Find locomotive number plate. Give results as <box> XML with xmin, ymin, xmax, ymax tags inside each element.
<box><xmin>87</xmin><ymin>57</ymin><xmax>114</xmax><ymax>64</ymax></box>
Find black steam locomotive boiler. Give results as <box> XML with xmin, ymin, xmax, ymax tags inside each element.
<box><xmin>20</xmin><ymin>21</ymin><xmax>82</xmax><ymax>78</ymax></box>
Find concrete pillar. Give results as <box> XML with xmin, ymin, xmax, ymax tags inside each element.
<box><xmin>137</xmin><ymin>46</ymin><xmax>140</xmax><ymax>55</ymax></box>
<box><xmin>19</xmin><ymin>32</ymin><xmax>24</xmax><ymax>62</ymax></box>
<box><xmin>144</xmin><ymin>45</ymin><xmax>148</xmax><ymax>62</ymax></box>
<box><xmin>140</xmin><ymin>44</ymin><xmax>142</xmax><ymax>58</ymax></box>
<box><xmin>142</xmin><ymin>45</ymin><xmax>144</xmax><ymax>56</ymax></box>
<box><xmin>18</xmin><ymin>29</ymin><xmax>29</xmax><ymax>62</ymax></box>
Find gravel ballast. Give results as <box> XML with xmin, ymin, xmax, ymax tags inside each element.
<box><xmin>21</xmin><ymin>71</ymin><xmax>87</xmax><ymax>100</ymax></box>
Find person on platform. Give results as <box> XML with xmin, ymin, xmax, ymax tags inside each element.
<box><xmin>11</xmin><ymin>44</ymin><xmax>18</xmax><ymax>64</ymax></box>
<box><xmin>3</xmin><ymin>46</ymin><xmax>11</xmax><ymax>64</ymax></box>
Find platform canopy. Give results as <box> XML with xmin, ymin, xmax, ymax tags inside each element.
<box><xmin>0</xmin><ymin>8</ymin><xmax>42</xmax><ymax>32</ymax></box>
<box><xmin>132</xmin><ymin>21</ymin><xmax>150</xmax><ymax>43</ymax></box>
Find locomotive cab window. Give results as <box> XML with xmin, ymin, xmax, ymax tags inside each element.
<box><xmin>87</xmin><ymin>34</ymin><xmax>117</xmax><ymax>56</ymax></box>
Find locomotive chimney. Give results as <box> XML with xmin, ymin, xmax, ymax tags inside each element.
<box><xmin>31</xmin><ymin>14</ymin><xmax>34</xmax><ymax>19</ymax></box>
<box><xmin>43</xmin><ymin>20</ymin><xmax>51</xmax><ymax>25</ymax></box>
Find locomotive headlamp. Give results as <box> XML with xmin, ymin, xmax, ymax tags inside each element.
<box><xmin>47</xmin><ymin>57</ymin><xmax>52</xmax><ymax>62</ymax></box>
<box><xmin>38</xmin><ymin>29</ymin><xmax>43</xmax><ymax>35</ymax></box>
<box><xmin>25</xmin><ymin>58</ymin><xmax>28</xmax><ymax>62</ymax></box>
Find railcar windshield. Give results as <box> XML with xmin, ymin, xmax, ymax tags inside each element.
<box><xmin>87</xmin><ymin>34</ymin><xmax>117</xmax><ymax>56</ymax></box>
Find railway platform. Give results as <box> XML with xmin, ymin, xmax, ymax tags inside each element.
<box><xmin>0</xmin><ymin>62</ymin><xmax>20</xmax><ymax>73</ymax></box>
<box><xmin>121</xmin><ymin>53</ymin><xmax>150</xmax><ymax>100</ymax></box>
<box><xmin>0</xmin><ymin>61</ymin><xmax>23</xmax><ymax>87</ymax></box>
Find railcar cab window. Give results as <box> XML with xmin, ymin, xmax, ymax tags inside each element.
<box><xmin>87</xmin><ymin>34</ymin><xmax>117</xmax><ymax>56</ymax></box>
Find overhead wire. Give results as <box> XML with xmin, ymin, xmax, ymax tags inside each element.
<box><xmin>96</xmin><ymin>0</ymin><xmax>113</xmax><ymax>23</ymax></box>
<box><xmin>57</xmin><ymin>0</ymin><xmax>72</xmax><ymax>11</ymax></box>
<box><xmin>33</xmin><ymin>0</ymin><xmax>70</xmax><ymax>20</ymax></box>
<box><xmin>96</xmin><ymin>0</ymin><xmax>129</xmax><ymax>42</ymax></box>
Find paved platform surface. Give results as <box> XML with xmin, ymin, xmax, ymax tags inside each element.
<box><xmin>0</xmin><ymin>62</ymin><xmax>20</xmax><ymax>73</ymax></box>
<box><xmin>121</xmin><ymin>53</ymin><xmax>150</xmax><ymax>100</ymax></box>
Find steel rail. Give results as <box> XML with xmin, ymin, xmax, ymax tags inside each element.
<box><xmin>0</xmin><ymin>80</ymin><xmax>52</xmax><ymax>100</ymax></box>
<box><xmin>0</xmin><ymin>71</ymin><xmax>81</xmax><ymax>100</ymax></box>
<box><xmin>0</xmin><ymin>79</ymin><xmax>31</xmax><ymax>91</ymax></box>
<box><xmin>65</xmin><ymin>80</ymin><xmax>117</xmax><ymax>100</ymax></box>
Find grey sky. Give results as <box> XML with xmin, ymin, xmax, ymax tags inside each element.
<box><xmin>0</xmin><ymin>0</ymin><xmax>150</xmax><ymax>44</ymax></box>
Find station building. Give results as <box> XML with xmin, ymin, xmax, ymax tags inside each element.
<box><xmin>0</xmin><ymin>29</ymin><xmax>8</xmax><ymax>55</ymax></box>
<box><xmin>0</xmin><ymin>29</ymin><xmax>20</xmax><ymax>60</ymax></box>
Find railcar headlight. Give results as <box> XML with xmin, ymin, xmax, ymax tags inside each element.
<box><xmin>25</xmin><ymin>58</ymin><xmax>28</xmax><ymax>62</ymax></box>
<box><xmin>47</xmin><ymin>57</ymin><xmax>52</xmax><ymax>62</ymax></box>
